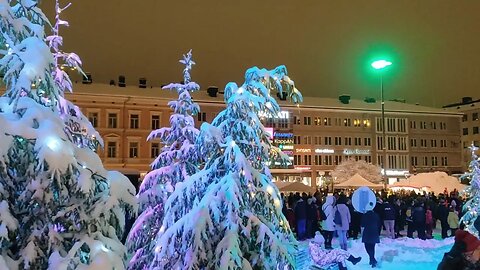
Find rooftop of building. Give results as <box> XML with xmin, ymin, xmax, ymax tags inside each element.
<box><xmin>443</xmin><ymin>96</ymin><xmax>480</xmax><ymax>112</ymax></box>
<box><xmin>67</xmin><ymin>82</ymin><xmax>462</xmax><ymax>116</ymax></box>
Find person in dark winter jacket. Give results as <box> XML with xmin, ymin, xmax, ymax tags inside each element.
<box><xmin>383</xmin><ymin>199</ymin><xmax>396</xmax><ymax>239</ymax></box>
<box><xmin>362</xmin><ymin>206</ymin><xmax>381</xmax><ymax>268</ymax></box>
<box><xmin>295</xmin><ymin>196</ymin><xmax>307</xmax><ymax>240</ymax></box>
<box><xmin>307</xmin><ymin>197</ymin><xmax>319</xmax><ymax>239</ymax></box>
<box><xmin>348</xmin><ymin>199</ymin><xmax>362</xmax><ymax>240</ymax></box>
<box><xmin>437</xmin><ymin>200</ymin><xmax>450</xmax><ymax>239</ymax></box>
<box><xmin>438</xmin><ymin>230</ymin><xmax>480</xmax><ymax>270</ymax></box>
<box><xmin>412</xmin><ymin>202</ymin><xmax>426</xmax><ymax>240</ymax></box>
<box><xmin>373</xmin><ymin>198</ymin><xmax>384</xmax><ymax>234</ymax></box>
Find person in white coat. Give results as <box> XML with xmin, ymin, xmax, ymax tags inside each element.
<box><xmin>335</xmin><ymin>194</ymin><xmax>351</xmax><ymax>250</ymax></box>
<box><xmin>322</xmin><ymin>195</ymin><xmax>336</xmax><ymax>249</ymax></box>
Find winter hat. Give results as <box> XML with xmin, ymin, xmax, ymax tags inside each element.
<box><xmin>313</xmin><ymin>231</ymin><xmax>325</xmax><ymax>245</ymax></box>
<box><xmin>455</xmin><ymin>230</ymin><xmax>480</xmax><ymax>252</ymax></box>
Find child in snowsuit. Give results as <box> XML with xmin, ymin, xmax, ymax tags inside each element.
<box><xmin>309</xmin><ymin>231</ymin><xmax>361</xmax><ymax>270</ymax></box>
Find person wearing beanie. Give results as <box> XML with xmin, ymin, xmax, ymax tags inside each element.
<box><xmin>309</xmin><ymin>231</ymin><xmax>361</xmax><ymax>270</ymax></box>
<box><xmin>438</xmin><ymin>230</ymin><xmax>480</xmax><ymax>270</ymax></box>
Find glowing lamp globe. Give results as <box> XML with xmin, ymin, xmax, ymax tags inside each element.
<box><xmin>371</xmin><ymin>60</ymin><xmax>392</xmax><ymax>70</ymax></box>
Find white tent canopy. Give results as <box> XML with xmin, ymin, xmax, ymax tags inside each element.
<box><xmin>273</xmin><ymin>181</ymin><xmax>316</xmax><ymax>194</ymax></box>
<box><xmin>334</xmin><ymin>173</ymin><xmax>384</xmax><ymax>190</ymax></box>
<box><xmin>389</xmin><ymin>171</ymin><xmax>467</xmax><ymax>195</ymax></box>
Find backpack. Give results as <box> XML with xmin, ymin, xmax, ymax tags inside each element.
<box><xmin>318</xmin><ymin>207</ymin><xmax>327</xmax><ymax>221</ymax></box>
<box><xmin>334</xmin><ymin>207</ymin><xmax>342</xmax><ymax>226</ymax></box>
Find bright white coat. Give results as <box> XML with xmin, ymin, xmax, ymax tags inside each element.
<box><xmin>322</xmin><ymin>195</ymin><xmax>336</xmax><ymax>231</ymax></box>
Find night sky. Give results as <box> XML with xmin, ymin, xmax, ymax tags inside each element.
<box><xmin>43</xmin><ymin>1</ymin><xmax>480</xmax><ymax>107</ymax></box>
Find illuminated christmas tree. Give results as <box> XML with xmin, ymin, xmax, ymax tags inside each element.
<box><xmin>127</xmin><ymin>50</ymin><xmax>201</xmax><ymax>269</ymax></box>
<box><xmin>461</xmin><ymin>144</ymin><xmax>480</xmax><ymax>235</ymax></box>
<box><xmin>150</xmin><ymin>65</ymin><xmax>302</xmax><ymax>269</ymax></box>
<box><xmin>0</xmin><ymin>1</ymin><xmax>136</xmax><ymax>269</ymax></box>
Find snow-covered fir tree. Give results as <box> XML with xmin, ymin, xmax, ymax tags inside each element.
<box><xmin>0</xmin><ymin>1</ymin><xmax>137</xmax><ymax>269</ymax></box>
<box><xmin>127</xmin><ymin>50</ymin><xmax>201</xmax><ymax>269</ymax></box>
<box><xmin>151</xmin><ymin>65</ymin><xmax>302</xmax><ymax>270</ymax></box>
<box><xmin>461</xmin><ymin>144</ymin><xmax>480</xmax><ymax>236</ymax></box>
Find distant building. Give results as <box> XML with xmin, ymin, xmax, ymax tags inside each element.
<box><xmin>444</xmin><ymin>97</ymin><xmax>480</xmax><ymax>169</ymax></box>
<box><xmin>62</xmin><ymin>83</ymin><xmax>463</xmax><ymax>189</ymax></box>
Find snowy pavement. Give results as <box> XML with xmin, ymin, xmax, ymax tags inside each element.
<box><xmin>298</xmin><ymin>236</ymin><xmax>454</xmax><ymax>270</ymax></box>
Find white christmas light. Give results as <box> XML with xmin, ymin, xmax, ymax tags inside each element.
<box><xmin>45</xmin><ymin>136</ymin><xmax>61</xmax><ymax>152</ymax></box>
<box><xmin>266</xmin><ymin>185</ymin><xmax>274</xmax><ymax>194</ymax></box>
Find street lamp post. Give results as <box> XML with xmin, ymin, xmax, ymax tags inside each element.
<box><xmin>371</xmin><ymin>60</ymin><xmax>392</xmax><ymax>188</ymax></box>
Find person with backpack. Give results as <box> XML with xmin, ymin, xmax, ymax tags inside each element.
<box><xmin>322</xmin><ymin>195</ymin><xmax>336</xmax><ymax>249</ymax></box>
<box><xmin>361</xmin><ymin>205</ymin><xmax>381</xmax><ymax>268</ymax></box>
<box><xmin>335</xmin><ymin>194</ymin><xmax>351</xmax><ymax>250</ymax></box>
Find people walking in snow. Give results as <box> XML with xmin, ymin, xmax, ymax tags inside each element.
<box><xmin>335</xmin><ymin>194</ymin><xmax>351</xmax><ymax>250</ymax></box>
<box><xmin>309</xmin><ymin>231</ymin><xmax>361</xmax><ymax>270</ymax></box>
<box><xmin>438</xmin><ymin>199</ymin><xmax>450</xmax><ymax>239</ymax></box>
<box><xmin>382</xmin><ymin>198</ymin><xmax>396</xmax><ymax>239</ymax></box>
<box><xmin>294</xmin><ymin>194</ymin><xmax>307</xmax><ymax>240</ymax></box>
<box><xmin>362</xmin><ymin>206</ymin><xmax>381</xmax><ymax>268</ymax></box>
<box><xmin>322</xmin><ymin>195</ymin><xmax>336</xmax><ymax>249</ymax></box>
<box><xmin>412</xmin><ymin>201</ymin><xmax>427</xmax><ymax>240</ymax></box>
<box><xmin>448</xmin><ymin>206</ymin><xmax>459</xmax><ymax>237</ymax></box>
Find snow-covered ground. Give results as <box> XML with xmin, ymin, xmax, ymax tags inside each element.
<box><xmin>298</xmin><ymin>235</ymin><xmax>454</xmax><ymax>270</ymax></box>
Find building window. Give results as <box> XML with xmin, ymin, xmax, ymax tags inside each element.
<box><xmin>363</xmin><ymin>119</ymin><xmax>371</xmax><ymax>128</ymax></box>
<box><xmin>353</xmin><ymin>119</ymin><xmax>361</xmax><ymax>127</ymax></box>
<box><xmin>376</xmin><ymin>136</ymin><xmax>384</xmax><ymax>151</ymax></box>
<box><xmin>304</xmin><ymin>155</ymin><xmax>312</xmax><ymax>165</ymax></box>
<box><xmin>294</xmin><ymin>136</ymin><xmax>301</xmax><ymax>145</ymax></box>
<box><xmin>88</xmin><ymin>112</ymin><xmax>98</xmax><ymax>128</ymax></box>
<box><xmin>410</xmin><ymin>138</ymin><xmax>417</xmax><ymax>148</ymax></box>
<box><xmin>324</xmin><ymin>137</ymin><xmax>332</xmax><ymax>145</ymax></box>
<box><xmin>334</xmin><ymin>155</ymin><xmax>342</xmax><ymax>165</ymax></box>
<box><xmin>463</xmin><ymin>114</ymin><xmax>468</xmax><ymax>122</ymax></box>
<box><xmin>324</xmin><ymin>155</ymin><xmax>333</xmax><ymax>165</ymax></box>
<box><xmin>411</xmin><ymin>156</ymin><xmax>418</xmax><ymax>167</ymax></box>
<box><xmin>130</xmin><ymin>114</ymin><xmax>139</xmax><ymax>129</ymax></box>
<box><xmin>108</xmin><ymin>113</ymin><xmax>118</xmax><ymax>128</ymax></box>
<box><xmin>431</xmin><ymin>156</ymin><xmax>438</xmax><ymax>166</ymax></box>
<box><xmin>431</xmin><ymin>139</ymin><xmax>437</xmax><ymax>148</ymax></box>
<box><xmin>344</xmin><ymin>118</ymin><xmax>351</xmax><ymax>127</ymax></box>
<box><xmin>387</xmin><ymin>136</ymin><xmax>397</xmax><ymax>150</ymax></box>
<box><xmin>151</xmin><ymin>143</ymin><xmax>160</xmax><ymax>158</ymax></box>
<box><xmin>293</xmin><ymin>116</ymin><xmax>300</xmax><ymax>125</ymax></box>
<box><xmin>354</xmin><ymin>137</ymin><xmax>362</xmax><ymax>146</ymax></box>
<box><xmin>422</xmin><ymin>156</ymin><xmax>428</xmax><ymax>166</ymax></box>
<box><xmin>314</xmin><ymin>117</ymin><xmax>322</xmax><ymax>126</ymax></box>
<box><xmin>441</xmin><ymin>157</ymin><xmax>448</xmax><ymax>166</ymax></box>
<box><xmin>473</xmin><ymin>113</ymin><xmax>479</xmax><ymax>121</ymax></box>
<box><xmin>399</xmin><ymin>137</ymin><xmax>407</xmax><ymax>151</ymax></box>
<box><xmin>474</xmin><ymin>126</ymin><xmax>479</xmax><ymax>134</ymax></box>
<box><xmin>365</xmin><ymin>155</ymin><xmax>372</xmax><ymax>163</ymax></box>
<box><xmin>440</xmin><ymin>122</ymin><xmax>447</xmax><ymax>130</ymax></box>
<box><xmin>314</xmin><ymin>136</ymin><xmax>321</xmax><ymax>145</ymax></box>
<box><xmin>294</xmin><ymin>155</ymin><xmax>301</xmax><ymax>165</ymax></box>
<box><xmin>410</xmin><ymin>121</ymin><xmax>416</xmax><ymax>129</ymax></box>
<box><xmin>364</xmin><ymin>137</ymin><xmax>371</xmax><ymax>146</ymax></box>
<box><xmin>151</xmin><ymin>115</ymin><xmax>160</xmax><ymax>130</ymax></box>
<box><xmin>197</xmin><ymin>112</ymin><xmax>207</xmax><ymax>122</ymax></box>
<box><xmin>129</xmin><ymin>142</ymin><xmax>139</xmax><ymax>158</ymax></box>
<box><xmin>304</xmin><ymin>116</ymin><xmax>312</xmax><ymax>125</ymax></box>
<box><xmin>107</xmin><ymin>142</ymin><xmax>116</xmax><ymax>158</ymax></box>
<box><xmin>430</xmin><ymin>122</ymin><xmax>436</xmax><ymax>129</ymax></box>
<box><xmin>463</xmin><ymin>128</ymin><xmax>469</xmax><ymax>135</ymax></box>
<box><xmin>441</xmin><ymin>139</ymin><xmax>447</xmax><ymax>148</ymax></box>
<box><xmin>323</xmin><ymin>118</ymin><xmax>331</xmax><ymax>126</ymax></box>
<box><xmin>303</xmin><ymin>136</ymin><xmax>312</xmax><ymax>144</ymax></box>
<box><xmin>335</xmin><ymin>136</ymin><xmax>342</xmax><ymax>146</ymax></box>
<box><xmin>315</xmin><ymin>155</ymin><xmax>322</xmax><ymax>165</ymax></box>
<box><xmin>420</xmin><ymin>139</ymin><xmax>427</xmax><ymax>147</ymax></box>
<box><xmin>344</xmin><ymin>137</ymin><xmax>352</xmax><ymax>146</ymax></box>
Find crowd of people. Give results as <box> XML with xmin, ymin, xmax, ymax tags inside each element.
<box><xmin>281</xmin><ymin>188</ymin><xmax>464</xmax><ymax>268</ymax></box>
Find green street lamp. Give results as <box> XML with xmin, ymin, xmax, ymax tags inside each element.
<box><xmin>371</xmin><ymin>59</ymin><xmax>392</xmax><ymax>187</ymax></box>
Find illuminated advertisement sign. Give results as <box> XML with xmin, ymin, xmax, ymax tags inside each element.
<box><xmin>279</xmin><ymin>145</ymin><xmax>294</xmax><ymax>150</ymax></box>
<box><xmin>274</xmin><ymin>139</ymin><xmax>294</xmax><ymax>144</ymax></box>
<box><xmin>274</xmin><ymin>132</ymin><xmax>294</xmax><ymax>138</ymax></box>
<box><xmin>294</xmin><ymin>166</ymin><xmax>311</xmax><ymax>171</ymax></box>
<box><xmin>343</xmin><ymin>149</ymin><xmax>370</xmax><ymax>155</ymax></box>
<box><xmin>296</xmin><ymin>148</ymin><xmax>312</xmax><ymax>153</ymax></box>
<box><xmin>314</xmin><ymin>148</ymin><xmax>335</xmax><ymax>154</ymax></box>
